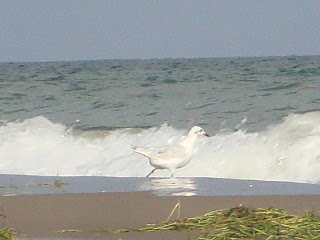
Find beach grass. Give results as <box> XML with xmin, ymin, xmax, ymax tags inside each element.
<box><xmin>59</xmin><ymin>205</ymin><xmax>320</xmax><ymax>239</ymax></box>
<box><xmin>0</xmin><ymin>228</ymin><xmax>17</xmax><ymax>240</ymax></box>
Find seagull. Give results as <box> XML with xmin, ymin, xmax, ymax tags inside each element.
<box><xmin>132</xmin><ymin>126</ymin><xmax>209</xmax><ymax>178</ymax></box>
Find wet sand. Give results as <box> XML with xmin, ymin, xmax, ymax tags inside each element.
<box><xmin>0</xmin><ymin>175</ymin><xmax>320</xmax><ymax>239</ymax></box>
<box><xmin>1</xmin><ymin>174</ymin><xmax>320</xmax><ymax>196</ymax></box>
<box><xmin>1</xmin><ymin>192</ymin><xmax>320</xmax><ymax>239</ymax></box>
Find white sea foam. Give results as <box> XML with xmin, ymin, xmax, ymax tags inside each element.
<box><xmin>0</xmin><ymin>114</ymin><xmax>320</xmax><ymax>184</ymax></box>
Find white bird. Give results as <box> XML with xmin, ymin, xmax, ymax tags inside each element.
<box><xmin>132</xmin><ymin>126</ymin><xmax>209</xmax><ymax>178</ymax></box>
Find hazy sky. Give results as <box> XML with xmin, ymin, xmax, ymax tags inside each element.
<box><xmin>1</xmin><ymin>1</ymin><xmax>320</xmax><ymax>62</ymax></box>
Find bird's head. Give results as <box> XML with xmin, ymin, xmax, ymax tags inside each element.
<box><xmin>190</xmin><ymin>126</ymin><xmax>209</xmax><ymax>137</ymax></box>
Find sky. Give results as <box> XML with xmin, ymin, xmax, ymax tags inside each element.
<box><xmin>1</xmin><ymin>0</ymin><xmax>320</xmax><ymax>62</ymax></box>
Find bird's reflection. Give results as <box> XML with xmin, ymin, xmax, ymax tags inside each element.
<box><xmin>139</xmin><ymin>177</ymin><xmax>198</xmax><ymax>196</ymax></box>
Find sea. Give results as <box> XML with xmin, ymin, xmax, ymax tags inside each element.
<box><xmin>1</xmin><ymin>56</ymin><xmax>320</xmax><ymax>184</ymax></box>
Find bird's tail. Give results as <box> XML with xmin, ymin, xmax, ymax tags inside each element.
<box><xmin>131</xmin><ymin>145</ymin><xmax>150</xmax><ymax>157</ymax></box>
<box><xmin>131</xmin><ymin>144</ymin><xmax>138</xmax><ymax>150</ymax></box>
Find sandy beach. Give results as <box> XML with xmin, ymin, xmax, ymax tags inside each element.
<box><xmin>0</xmin><ymin>175</ymin><xmax>320</xmax><ymax>239</ymax></box>
<box><xmin>1</xmin><ymin>192</ymin><xmax>320</xmax><ymax>239</ymax></box>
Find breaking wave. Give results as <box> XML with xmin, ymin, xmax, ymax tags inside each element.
<box><xmin>0</xmin><ymin>113</ymin><xmax>320</xmax><ymax>184</ymax></box>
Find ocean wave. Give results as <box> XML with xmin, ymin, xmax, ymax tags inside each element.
<box><xmin>0</xmin><ymin>114</ymin><xmax>319</xmax><ymax>184</ymax></box>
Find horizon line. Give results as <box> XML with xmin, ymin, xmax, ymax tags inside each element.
<box><xmin>1</xmin><ymin>54</ymin><xmax>320</xmax><ymax>64</ymax></box>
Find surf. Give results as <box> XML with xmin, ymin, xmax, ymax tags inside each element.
<box><xmin>0</xmin><ymin>113</ymin><xmax>319</xmax><ymax>184</ymax></box>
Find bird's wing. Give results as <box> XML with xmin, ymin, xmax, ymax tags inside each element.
<box><xmin>133</xmin><ymin>145</ymin><xmax>185</xmax><ymax>159</ymax></box>
<box><xmin>153</xmin><ymin>145</ymin><xmax>186</xmax><ymax>159</ymax></box>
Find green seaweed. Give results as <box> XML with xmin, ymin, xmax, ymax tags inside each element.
<box><xmin>27</xmin><ymin>179</ymin><xmax>68</xmax><ymax>188</ymax></box>
<box><xmin>0</xmin><ymin>228</ymin><xmax>17</xmax><ymax>240</ymax></box>
<box><xmin>43</xmin><ymin>179</ymin><xmax>67</xmax><ymax>187</ymax></box>
<box><xmin>58</xmin><ymin>205</ymin><xmax>320</xmax><ymax>239</ymax></box>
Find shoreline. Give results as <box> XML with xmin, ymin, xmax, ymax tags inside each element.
<box><xmin>1</xmin><ymin>192</ymin><xmax>320</xmax><ymax>239</ymax></box>
<box><xmin>0</xmin><ymin>174</ymin><xmax>319</xmax><ymax>239</ymax></box>
<box><xmin>1</xmin><ymin>174</ymin><xmax>320</xmax><ymax>197</ymax></box>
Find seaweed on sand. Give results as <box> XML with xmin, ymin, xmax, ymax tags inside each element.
<box><xmin>59</xmin><ymin>204</ymin><xmax>320</xmax><ymax>239</ymax></box>
<box><xmin>112</xmin><ymin>205</ymin><xmax>320</xmax><ymax>239</ymax></box>
<box><xmin>0</xmin><ymin>228</ymin><xmax>17</xmax><ymax>240</ymax></box>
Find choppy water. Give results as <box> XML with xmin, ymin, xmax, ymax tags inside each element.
<box><xmin>1</xmin><ymin>56</ymin><xmax>320</xmax><ymax>183</ymax></box>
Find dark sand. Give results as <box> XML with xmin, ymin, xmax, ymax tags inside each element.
<box><xmin>1</xmin><ymin>192</ymin><xmax>320</xmax><ymax>240</ymax></box>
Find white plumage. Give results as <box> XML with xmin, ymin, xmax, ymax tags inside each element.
<box><xmin>133</xmin><ymin>126</ymin><xmax>209</xmax><ymax>177</ymax></box>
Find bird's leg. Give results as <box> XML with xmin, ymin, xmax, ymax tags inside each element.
<box><xmin>146</xmin><ymin>168</ymin><xmax>157</xmax><ymax>178</ymax></box>
<box><xmin>170</xmin><ymin>169</ymin><xmax>175</xmax><ymax>178</ymax></box>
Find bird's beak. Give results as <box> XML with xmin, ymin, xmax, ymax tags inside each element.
<box><xmin>203</xmin><ymin>132</ymin><xmax>209</xmax><ymax>137</ymax></box>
